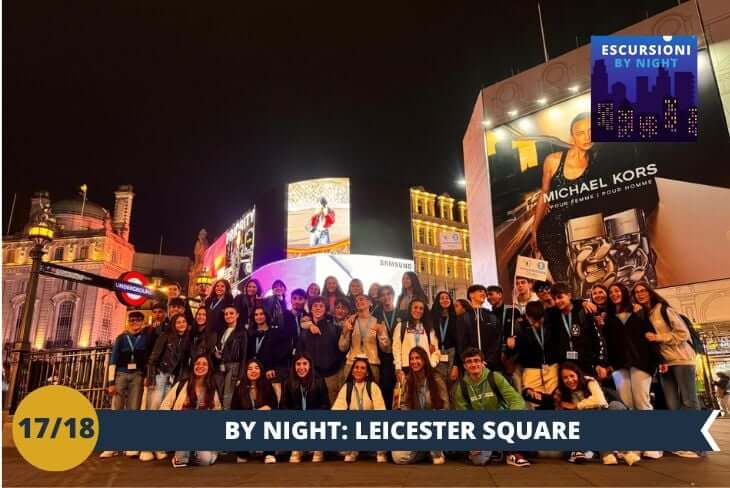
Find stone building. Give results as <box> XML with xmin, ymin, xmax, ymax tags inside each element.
<box><xmin>2</xmin><ymin>186</ymin><xmax>135</xmax><ymax>349</ymax></box>
<box><xmin>410</xmin><ymin>186</ymin><xmax>471</xmax><ymax>302</ymax></box>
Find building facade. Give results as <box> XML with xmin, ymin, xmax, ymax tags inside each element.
<box><xmin>410</xmin><ymin>187</ymin><xmax>471</xmax><ymax>303</ymax></box>
<box><xmin>2</xmin><ymin>187</ymin><xmax>135</xmax><ymax>349</ymax></box>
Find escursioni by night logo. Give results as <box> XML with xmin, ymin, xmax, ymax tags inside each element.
<box><xmin>591</xmin><ymin>35</ymin><xmax>698</xmax><ymax>142</ymax></box>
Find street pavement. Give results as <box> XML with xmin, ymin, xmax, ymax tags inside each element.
<box><xmin>4</xmin><ymin>419</ymin><xmax>730</xmax><ymax>487</ymax></box>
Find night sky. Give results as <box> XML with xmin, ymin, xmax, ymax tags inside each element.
<box><xmin>3</xmin><ymin>0</ymin><xmax>682</xmax><ymax>256</ymax></box>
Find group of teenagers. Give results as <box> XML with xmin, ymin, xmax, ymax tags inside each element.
<box><xmin>99</xmin><ymin>271</ymin><xmax>704</xmax><ymax>468</ymax></box>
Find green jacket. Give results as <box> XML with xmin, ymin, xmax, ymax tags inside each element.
<box><xmin>452</xmin><ymin>368</ymin><xmax>526</xmax><ymax>411</ymax></box>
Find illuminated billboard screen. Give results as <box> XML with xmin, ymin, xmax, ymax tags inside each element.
<box><xmin>225</xmin><ymin>207</ymin><xmax>256</xmax><ymax>286</ymax></box>
<box><xmin>484</xmin><ymin>51</ymin><xmax>730</xmax><ymax>297</ymax></box>
<box><xmin>287</xmin><ymin>177</ymin><xmax>350</xmax><ymax>258</ymax></box>
<box><xmin>203</xmin><ymin>207</ymin><xmax>256</xmax><ymax>286</ymax></box>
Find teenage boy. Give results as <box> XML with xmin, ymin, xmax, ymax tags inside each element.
<box><xmin>487</xmin><ymin>285</ymin><xmax>522</xmax><ymax>388</ymax></box>
<box><xmin>167</xmin><ymin>281</ymin><xmax>194</xmax><ymax>324</ymax></box>
<box><xmin>298</xmin><ymin>296</ymin><xmax>345</xmax><ymax>404</ymax></box>
<box><xmin>214</xmin><ymin>305</ymin><xmax>248</xmax><ymax>408</ymax></box>
<box><xmin>462</xmin><ymin>285</ymin><xmax>501</xmax><ymax>372</ymax></box>
<box><xmin>452</xmin><ymin>348</ymin><xmax>530</xmax><ymax>467</ymax></box>
<box><xmin>373</xmin><ymin>285</ymin><xmax>399</xmax><ymax>408</ymax></box>
<box><xmin>548</xmin><ymin>283</ymin><xmax>608</xmax><ymax>380</ymax></box>
<box><xmin>507</xmin><ymin>301</ymin><xmax>559</xmax><ymax>409</ymax></box>
<box><xmin>290</xmin><ymin>288</ymin><xmax>308</xmax><ymax>338</ymax></box>
<box><xmin>514</xmin><ymin>277</ymin><xmax>539</xmax><ymax>314</ymax></box>
<box><xmin>100</xmin><ymin>311</ymin><xmax>148</xmax><ymax>458</ymax></box>
<box><xmin>533</xmin><ymin>281</ymin><xmax>554</xmax><ymax>309</ymax></box>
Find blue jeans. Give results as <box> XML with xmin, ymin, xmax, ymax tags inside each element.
<box><xmin>468</xmin><ymin>450</ymin><xmax>493</xmax><ymax>465</ymax></box>
<box><xmin>660</xmin><ymin>365</ymin><xmax>700</xmax><ymax>410</ymax></box>
<box><xmin>147</xmin><ymin>373</ymin><xmax>171</xmax><ymax>410</ymax></box>
<box><xmin>174</xmin><ymin>450</ymin><xmax>217</xmax><ymax>466</ymax></box>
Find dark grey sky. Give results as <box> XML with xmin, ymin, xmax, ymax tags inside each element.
<box><xmin>3</xmin><ymin>0</ymin><xmax>682</xmax><ymax>255</ymax></box>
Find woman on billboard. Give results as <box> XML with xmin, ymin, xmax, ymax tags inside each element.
<box><xmin>305</xmin><ymin>197</ymin><xmax>335</xmax><ymax>247</ymax></box>
<box><xmin>530</xmin><ymin>112</ymin><xmax>593</xmax><ymax>284</ymax></box>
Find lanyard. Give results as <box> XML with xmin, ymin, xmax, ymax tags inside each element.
<box><xmin>439</xmin><ymin>317</ymin><xmax>449</xmax><ymax>345</ymax></box>
<box><xmin>502</xmin><ymin>306</ymin><xmax>508</xmax><ymax>328</ymax></box>
<box><xmin>300</xmin><ymin>386</ymin><xmax>307</xmax><ymax>411</ymax></box>
<box><xmin>561</xmin><ymin>312</ymin><xmax>575</xmax><ymax>351</ymax></box>
<box><xmin>353</xmin><ymin>383</ymin><xmax>365</xmax><ymax>410</ymax></box>
<box><xmin>411</xmin><ymin>322</ymin><xmax>424</xmax><ymax>349</ymax></box>
<box><xmin>417</xmin><ymin>383</ymin><xmax>427</xmax><ymax>410</ymax></box>
<box><xmin>255</xmin><ymin>334</ymin><xmax>266</xmax><ymax>355</ymax></box>
<box><xmin>356</xmin><ymin>317</ymin><xmax>373</xmax><ymax>351</ymax></box>
<box><xmin>210</xmin><ymin>297</ymin><xmax>223</xmax><ymax>310</ymax></box>
<box><xmin>531</xmin><ymin>326</ymin><xmax>546</xmax><ymax>365</ymax></box>
<box><xmin>475</xmin><ymin>309</ymin><xmax>482</xmax><ymax>350</ymax></box>
<box><xmin>125</xmin><ymin>334</ymin><xmax>141</xmax><ymax>361</ymax></box>
<box><xmin>383</xmin><ymin>310</ymin><xmax>396</xmax><ymax>334</ymax></box>
<box><xmin>295</xmin><ymin>314</ymin><xmax>301</xmax><ymax>336</ymax></box>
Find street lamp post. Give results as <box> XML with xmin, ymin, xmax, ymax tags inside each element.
<box><xmin>5</xmin><ymin>207</ymin><xmax>55</xmax><ymax>413</ymax></box>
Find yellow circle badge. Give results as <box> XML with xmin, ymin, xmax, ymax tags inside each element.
<box><xmin>12</xmin><ymin>385</ymin><xmax>99</xmax><ymax>471</ymax></box>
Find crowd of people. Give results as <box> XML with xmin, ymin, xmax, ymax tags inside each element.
<box><xmin>99</xmin><ymin>271</ymin><xmax>706</xmax><ymax>468</ymax></box>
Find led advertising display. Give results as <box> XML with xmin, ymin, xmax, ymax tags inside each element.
<box><xmin>287</xmin><ymin>177</ymin><xmax>350</xmax><ymax>258</ymax></box>
<box><xmin>202</xmin><ymin>207</ymin><xmax>256</xmax><ymax>286</ymax></box>
<box><xmin>485</xmin><ymin>52</ymin><xmax>730</xmax><ymax>297</ymax></box>
<box><xmin>225</xmin><ymin>207</ymin><xmax>256</xmax><ymax>286</ymax></box>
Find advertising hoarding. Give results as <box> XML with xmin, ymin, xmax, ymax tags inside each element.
<box><xmin>203</xmin><ymin>207</ymin><xmax>256</xmax><ymax>286</ymax></box>
<box><xmin>485</xmin><ymin>51</ymin><xmax>730</xmax><ymax>297</ymax></box>
<box><xmin>287</xmin><ymin>177</ymin><xmax>350</xmax><ymax>258</ymax></box>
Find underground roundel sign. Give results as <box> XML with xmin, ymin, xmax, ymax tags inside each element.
<box><xmin>115</xmin><ymin>271</ymin><xmax>152</xmax><ymax>307</ymax></box>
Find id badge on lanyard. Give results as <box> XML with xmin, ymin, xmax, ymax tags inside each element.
<box><xmin>125</xmin><ymin>334</ymin><xmax>139</xmax><ymax>370</ymax></box>
<box><xmin>562</xmin><ymin>312</ymin><xmax>579</xmax><ymax>361</ymax></box>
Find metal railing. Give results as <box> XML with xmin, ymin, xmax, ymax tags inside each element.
<box><xmin>5</xmin><ymin>345</ymin><xmax>112</xmax><ymax>410</ymax></box>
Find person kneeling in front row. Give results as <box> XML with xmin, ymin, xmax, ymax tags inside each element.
<box><xmin>163</xmin><ymin>355</ymin><xmax>222</xmax><ymax>467</ymax></box>
<box><xmin>452</xmin><ymin>347</ymin><xmax>530</xmax><ymax>467</ymax></box>
<box><xmin>391</xmin><ymin>347</ymin><xmax>448</xmax><ymax>465</ymax></box>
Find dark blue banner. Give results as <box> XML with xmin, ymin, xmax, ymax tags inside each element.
<box><xmin>96</xmin><ymin>410</ymin><xmax>719</xmax><ymax>452</ymax></box>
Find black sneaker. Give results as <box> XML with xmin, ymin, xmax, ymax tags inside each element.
<box><xmin>171</xmin><ymin>457</ymin><xmax>188</xmax><ymax>468</ymax></box>
<box><xmin>568</xmin><ymin>451</ymin><xmax>586</xmax><ymax>464</ymax></box>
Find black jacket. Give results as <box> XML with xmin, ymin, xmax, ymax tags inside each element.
<box><xmin>492</xmin><ymin>304</ymin><xmax>522</xmax><ymax>346</ymax></box>
<box><xmin>546</xmin><ymin>305</ymin><xmax>607</xmax><ymax>373</ymax></box>
<box><xmin>206</xmin><ymin>295</ymin><xmax>234</xmax><ymax>336</ymax></box>
<box><xmin>214</xmin><ymin>326</ymin><xmax>248</xmax><ymax>371</ymax></box>
<box><xmin>296</xmin><ymin>316</ymin><xmax>345</xmax><ymax>378</ymax></box>
<box><xmin>431</xmin><ymin>311</ymin><xmax>460</xmax><ymax>352</ymax></box>
<box><xmin>460</xmin><ymin>307</ymin><xmax>501</xmax><ymax>371</ymax></box>
<box><xmin>603</xmin><ymin>311</ymin><xmax>661</xmax><ymax>375</ymax></box>
<box><xmin>231</xmin><ymin>380</ymin><xmax>277</xmax><ymax>410</ymax></box>
<box><xmin>146</xmin><ymin>330</ymin><xmax>192</xmax><ymax>382</ymax></box>
<box><xmin>514</xmin><ymin>324</ymin><xmax>560</xmax><ymax>369</ymax></box>
<box><xmin>248</xmin><ymin>325</ymin><xmax>294</xmax><ymax>373</ymax></box>
<box><xmin>189</xmin><ymin>325</ymin><xmax>217</xmax><ymax>362</ymax></box>
<box><xmin>233</xmin><ymin>294</ymin><xmax>261</xmax><ymax>331</ymax></box>
<box><xmin>281</xmin><ymin>375</ymin><xmax>330</xmax><ymax>410</ymax></box>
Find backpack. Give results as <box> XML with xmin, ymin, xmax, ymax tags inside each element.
<box><xmin>659</xmin><ymin>304</ymin><xmax>705</xmax><ymax>354</ymax></box>
<box><xmin>459</xmin><ymin>371</ymin><xmax>507</xmax><ymax>410</ymax></box>
<box><xmin>345</xmin><ymin>380</ymin><xmax>373</xmax><ymax>410</ymax></box>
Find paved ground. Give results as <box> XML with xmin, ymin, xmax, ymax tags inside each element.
<box><xmin>4</xmin><ymin>419</ymin><xmax>730</xmax><ymax>487</ymax></box>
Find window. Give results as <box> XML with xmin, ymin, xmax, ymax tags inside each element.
<box><xmin>54</xmin><ymin>301</ymin><xmax>75</xmax><ymax>346</ymax></box>
<box><xmin>99</xmin><ymin>303</ymin><xmax>113</xmax><ymax>344</ymax></box>
<box><xmin>419</xmin><ymin>258</ymin><xmax>426</xmax><ymax>273</ymax></box>
<box><xmin>53</xmin><ymin>247</ymin><xmax>64</xmax><ymax>261</ymax></box>
<box><xmin>446</xmin><ymin>263</ymin><xmax>453</xmax><ymax>277</ymax></box>
<box><xmin>415</xmin><ymin>200</ymin><xmax>422</xmax><ymax>214</ymax></box>
<box><xmin>417</xmin><ymin>228</ymin><xmax>425</xmax><ymax>244</ymax></box>
<box><xmin>63</xmin><ymin>280</ymin><xmax>76</xmax><ymax>291</ymax></box>
<box><xmin>6</xmin><ymin>249</ymin><xmax>16</xmax><ymax>263</ymax></box>
<box><xmin>79</xmin><ymin>246</ymin><xmax>89</xmax><ymax>260</ymax></box>
<box><xmin>449</xmin><ymin>288</ymin><xmax>457</xmax><ymax>299</ymax></box>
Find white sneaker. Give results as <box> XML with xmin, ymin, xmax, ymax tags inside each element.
<box><xmin>99</xmin><ymin>451</ymin><xmax>118</xmax><ymax>458</ymax></box>
<box><xmin>124</xmin><ymin>451</ymin><xmax>139</xmax><ymax>457</ymax></box>
<box><xmin>602</xmin><ymin>453</ymin><xmax>618</xmax><ymax>465</ymax></box>
<box><xmin>312</xmin><ymin>451</ymin><xmax>324</xmax><ymax>463</ymax></box>
<box><xmin>673</xmin><ymin>450</ymin><xmax>700</xmax><ymax>458</ymax></box>
<box><xmin>344</xmin><ymin>453</ymin><xmax>358</xmax><ymax>463</ymax></box>
<box><xmin>623</xmin><ymin>452</ymin><xmax>641</xmax><ymax>466</ymax></box>
<box><xmin>264</xmin><ymin>455</ymin><xmax>277</xmax><ymax>464</ymax></box>
<box><xmin>289</xmin><ymin>451</ymin><xmax>302</xmax><ymax>463</ymax></box>
<box><xmin>432</xmin><ymin>454</ymin><xmax>446</xmax><ymax>465</ymax></box>
<box><xmin>138</xmin><ymin>451</ymin><xmax>155</xmax><ymax>462</ymax></box>
<box><xmin>236</xmin><ymin>456</ymin><xmax>248</xmax><ymax>463</ymax></box>
<box><xmin>155</xmin><ymin>451</ymin><xmax>168</xmax><ymax>460</ymax></box>
<box><xmin>642</xmin><ymin>450</ymin><xmax>664</xmax><ymax>459</ymax></box>
<box><xmin>376</xmin><ymin>452</ymin><xmax>388</xmax><ymax>463</ymax></box>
